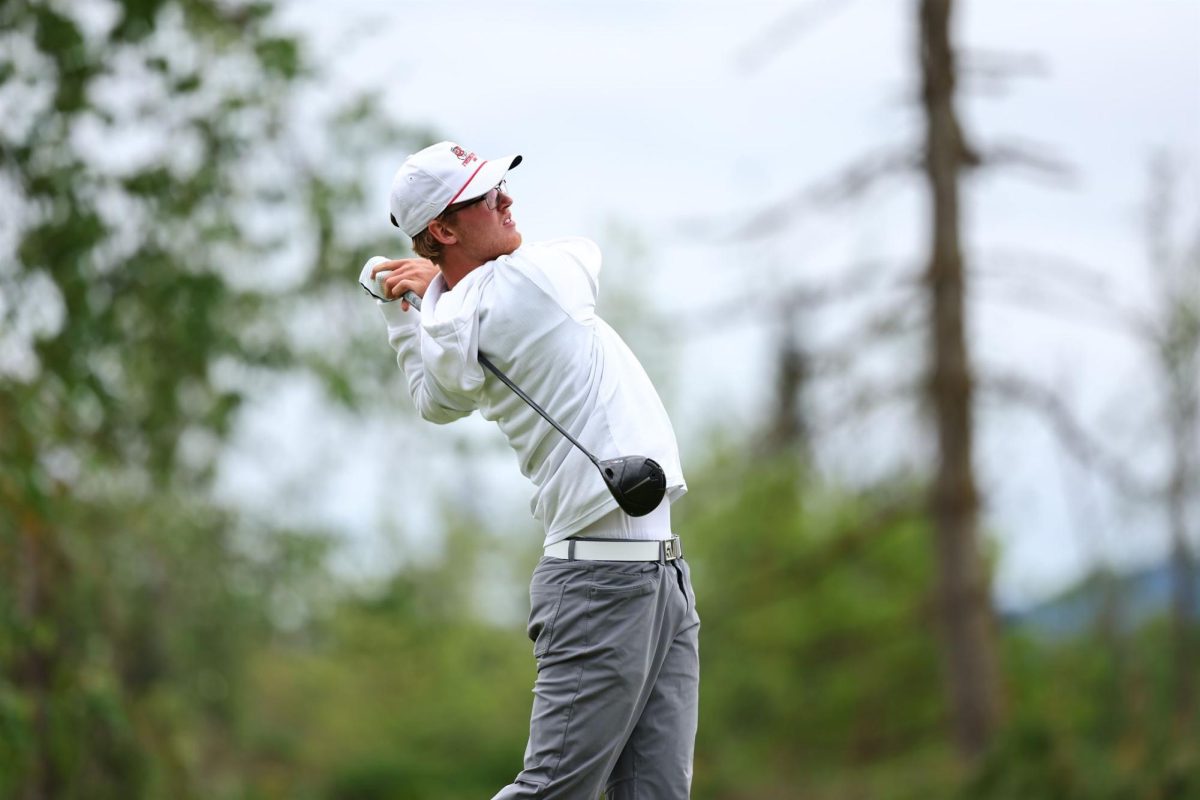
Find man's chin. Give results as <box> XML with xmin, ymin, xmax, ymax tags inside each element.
<box><xmin>500</xmin><ymin>232</ymin><xmax>522</xmax><ymax>257</ymax></box>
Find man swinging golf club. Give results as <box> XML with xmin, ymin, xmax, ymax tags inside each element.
<box><xmin>358</xmin><ymin>141</ymin><xmax>700</xmax><ymax>799</ymax></box>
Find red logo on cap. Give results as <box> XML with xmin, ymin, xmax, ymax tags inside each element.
<box><xmin>451</xmin><ymin>146</ymin><xmax>478</xmax><ymax>168</ymax></box>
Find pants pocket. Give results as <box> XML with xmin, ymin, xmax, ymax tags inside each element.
<box><xmin>527</xmin><ymin>584</ymin><xmax>566</xmax><ymax>658</ymax></box>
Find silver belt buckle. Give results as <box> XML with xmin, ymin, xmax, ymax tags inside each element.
<box><xmin>661</xmin><ymin>538</ymin><xmax>677</xmax><ymax>561</ymax></box>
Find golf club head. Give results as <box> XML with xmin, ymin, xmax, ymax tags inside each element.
<box><xmin>599</xmin><ymin>456</ymin><xmax>667</xmax><ymax>517</ymax></box>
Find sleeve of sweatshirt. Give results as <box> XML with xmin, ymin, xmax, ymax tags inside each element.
<box><xmin>377</xmin><ymin>301</ymin><xmax>476</xmax><ymax>424</ymax></box>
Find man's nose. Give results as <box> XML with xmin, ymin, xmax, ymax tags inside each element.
<box><xmin>497</xmin><ymin>190</ymin><xmax>513</xmax><ymax>210</ymax></box>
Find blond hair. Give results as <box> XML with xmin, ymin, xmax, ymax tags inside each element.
<box><xmin>411</xmin><ymin>227</ymin><xmax>443</xmax><ymax>263</ymax></box>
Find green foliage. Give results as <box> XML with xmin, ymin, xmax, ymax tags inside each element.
<box><xmin>972</xmin><ymin>621</ymin><xmax>1200</xmax><ymax>800</ymax></box>
<box><xmin>0</xmin><ymin>1</ymin><xmax>421</xmax><ymax>797</ymax></box>
<box><xmin>227</xmin><ymin>448</ymin><xmax>962</xmax><ymax>800</ymax></box>
<box><xmin>0</xmin><ymin>488</ymin><xmax>333</xmax><ymax>799</ymax></box>
<box><xmin>675</xmin><ymin>450</ymin><xmax>955</xmax><ymax>798</ymax></box>
<box><xmin>241</xmin><ymin>516</ymin><xmax>535</xmax><ymax>800</ymax></box>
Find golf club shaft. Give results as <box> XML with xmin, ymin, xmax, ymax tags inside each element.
<box><xmin>400</xmin><ymin>290</ymin><xmax>602</xmax><ymax>468</ymax></box>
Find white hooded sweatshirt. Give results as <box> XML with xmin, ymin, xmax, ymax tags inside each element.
<box><xmin>377</xmin><ymin>237</ymin><xmax>686</xmax><ymax>546</ymax></box>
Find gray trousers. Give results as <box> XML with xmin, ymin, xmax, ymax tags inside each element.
<box><xmin>492</xmin><ymin>555</ymin><xmax>701</xmax><ymax>800</ymax></box>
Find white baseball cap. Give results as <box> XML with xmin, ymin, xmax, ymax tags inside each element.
<box><xmin>389</xmin><ymin>141</ymin><xmax>523</xmax><ymax>236</ymax></box>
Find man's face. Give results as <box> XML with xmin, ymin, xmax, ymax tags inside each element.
<box><xmin>443</xmin><ymin>184</ymin><xmax>521</xmax><ymax>264</ymax></box>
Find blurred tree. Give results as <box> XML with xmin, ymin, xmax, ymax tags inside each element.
<box><xmin>1142</xmin><ymin>152</ymin><xmax>1199</xmax><ymax>731</ymax></box>
<box><xmin>974</xmin><ymin>152</ymin><xmax>1200</xmax><ymax>758</ymax></box>
<box><xmin>675</xmin><ymin>448</ymin><xmax>954</xmax><ymax>798</ymax></box>
<box><xmin>917</xmin><ymin>0</ymin><xmax>1003</xmax><ymax>756</ymax></box>
<box><xmin>720</xmin><ymin>0</ymin><xmax>1062</xmax><ymax>757</ymax></box>
<box><xmin>0</xmin><ymin>1</ymin><xmax>422</xmax><ymax>797</ymax></box>
<box><xmin>236</xmin><ymin>445</ymin><xmax>959</xmax><ymax>800</ymax></box>
<box><xmin>760</xmin><ymin>297</ymin><xmax>814</xmax><ymax>465</ymax></box>
<box><xmin>227</xmin><ymin>441</ymin><xmax>1198</xmax><ymax>800</ymax></box>
<box><xmin>241</xmin><ymin>511</ymin><xmax>535</xmax><ymax>800</ymax></box>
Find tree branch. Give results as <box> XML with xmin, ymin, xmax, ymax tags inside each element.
<box><xmin>665</xmin><ymin>261</ymin><xmax>922</xmax><ymax>338</ymax></box>
<box><xmin>958</xmin><ymin>48</ymin><xmax>1048</xmax><ymax>98</ymax></box>
<box><xmin>972</xmin><ymin>138</ymin><xmax>1075</xmax><ymax>185</ymax></box>
<box><xmin>677</xmin><ymin>143</ymin><xmax>921</xmax><ymax>243</ymax></box>
<box><xmin>971</xmin><ymin>247</ymin><xmax>1161</xmax><ymax>341</ymax></box>
<box><xmin>807</xmin><ymin>301</ymin><xmax>925</xmax><ymax>379</ymax></box>
<box><xmin>733</xmin><ymin>0</ymin><xmax>862</xmax><ymax>74</ymax></box>
<box><xmin>978</xmin><ymin>371</ymin><xmax>1160</xmax><ymax>500</ymax></box>
<box><xmin>815</xmin><ymin>377</ymin><xmax>922</xmax><ymax>434</ymax></box>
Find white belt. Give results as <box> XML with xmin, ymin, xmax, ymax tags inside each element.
<box><xmin>543</xmin><ymin>536</ymin><xmax>683</xmax><ymax>562</ymax></box>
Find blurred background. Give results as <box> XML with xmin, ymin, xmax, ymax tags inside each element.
<box><xmin>1</xmin><ymin>0</ymin><xmax>1197</xmax><ymax>798</ymax></box>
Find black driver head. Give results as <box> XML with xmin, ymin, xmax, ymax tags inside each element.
<box><xmin>598</xmin><ymin>456</ymin><xmax>667</xmax><ymax>517</ymax></box>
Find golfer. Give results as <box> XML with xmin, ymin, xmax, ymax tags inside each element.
<box><xmin>360</xmin><ymin>141</ymin><xmax>700</xmax><ymax>799</ymax></box>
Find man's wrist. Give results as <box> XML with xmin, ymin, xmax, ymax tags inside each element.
<box><xmin>379</xmin><ymin>298</ymin><xmax>416</xmax><ymax>328</ymax></box>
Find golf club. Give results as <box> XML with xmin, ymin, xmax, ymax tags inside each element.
<box><xmin>382</xmin><ymin>282</ymin><xmax>666</xmax><ymax>517</ymax></box>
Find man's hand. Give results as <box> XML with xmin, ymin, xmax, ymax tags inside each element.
<box><xmin>372</xmin><ymin>257</ymin><xmax>437</xmax><ymax>311</ymax></box>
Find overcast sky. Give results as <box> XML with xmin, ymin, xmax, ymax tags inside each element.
<box><xmin>220</xmin><ymin>0</ymin><xmax>1200</xmax><ymax>608</ymax></box>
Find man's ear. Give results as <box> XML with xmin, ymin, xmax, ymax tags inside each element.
<box><xmin>427</xmin><ymin>218</ymin><xmax>458</xmax><ymax>246</ymax></box>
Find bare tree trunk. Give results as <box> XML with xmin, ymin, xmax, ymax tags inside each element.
<box><xmin>16</xmin><ymin>524</ymin><xmax>57</xmax><ymax>800</ymax></box>
<box><xmin>762</xmin><ymin>300</ymin><xmax>813</xmax><ymax>464</ymax></box>
<box><xmin>3</xmin><ymin>396</ymin><xmax>57</xmax><ymax>800</ymax></box>
<box><xmin>919</xmin><ymin>0</ymin><xmax>1003</xmax><ymax>757</ymax></box>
